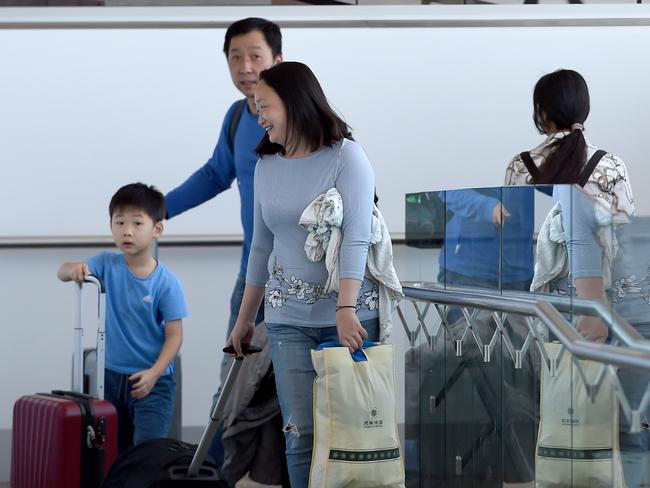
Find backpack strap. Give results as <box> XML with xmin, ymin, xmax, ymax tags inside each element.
<box><xmin>578</xmin><ymin>149</ymin><xmax>607</xmax><ymax>187</ymax></box>
<box><xmin>228</xmin><ymin>99</ymin><xmax>247</xmax><ymax>147</ymax></box>
<box><xmin>519</xmin><ymin>152</ymin><xmax>540</xmax><ymax>183</ymax></box>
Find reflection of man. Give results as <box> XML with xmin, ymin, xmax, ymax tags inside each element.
<box><xmin>436</xmin><ymin>186</ymin><xmax>537</xmax><ymax>485</ymax></box>
<box><xmin>164</xmin><ymin>18</ymin><xmax>282</xmax><ymax>471</ymax></box>
<box><xmin>439</xmin><ymin>187</ymin><xmax>534</xmax><ymax>293</ymax></box>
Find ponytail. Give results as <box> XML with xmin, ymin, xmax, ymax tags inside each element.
<box><xmin>531</xmin><ymin>69</ymin><xmax>590</xmax><ymax>184</ymax></box>
<box><xmin>535</xmin><ymin>128</ymin><xmax>587</xmax><ymax>184</ymax></box>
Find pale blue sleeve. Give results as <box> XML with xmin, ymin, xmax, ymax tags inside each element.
<box><xmin>86</xmin><ymin>251</ymin><xmax>109</xmax><ymax>281</ymax></box>
<box><xmin>246</xmin><ymin>161</ymin><xmax>274</xmax><ymax>287</ymax></box>
<box><xmin>555</xmin><ymin>185</ymin><xmax>603</xmax><ymax>278</ymax></box>
<box><xmin>158</xmin><ymin>272</ymin><xmax>189</xmax><ymax>322</ymax></box>
<box><xmin>336</xmin><ymin>141</ymin><xmax>375</xmax><ymax>281</ymax></box>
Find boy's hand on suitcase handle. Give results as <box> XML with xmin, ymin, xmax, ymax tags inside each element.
<box><xmin>58</xmin><ymin>262</ymin><xmax>90</xmax><ymax>283</ymax></box>
<box><xmin>129</xmin><ymin>368</ymin><xmax>160</xmax><ymax>400</ymax></box>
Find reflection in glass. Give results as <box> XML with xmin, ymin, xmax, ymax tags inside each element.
<box><xmin>403</xmin><ymin>184</ymin><xmax>650</xmax><ymax>488</ymax></box>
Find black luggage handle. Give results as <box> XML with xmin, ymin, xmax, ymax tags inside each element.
<box><xmin>222</xmin><ymin>344</ymin><xmax>263</xmax><ymax>356</ymax></box>
<box><xmin>186</xmin><ymin>346</ymin><xmax>262</xmax><ymax>478</ymax></box>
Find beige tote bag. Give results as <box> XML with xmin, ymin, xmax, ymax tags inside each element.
<box><xmin>309</xmin><ymin>344</ymin><xmax>405</xmax><ymax>488</ymax></box>
<box><xmin>536</xmin><ymin>342</ymin><xmax>625</xmax><ymax>488</ymax></box>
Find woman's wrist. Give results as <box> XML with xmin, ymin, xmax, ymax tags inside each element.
<box><xmin>335</xmin><ymin>305</ymin><xmax>357</xmax><ymax>313</ymax></box>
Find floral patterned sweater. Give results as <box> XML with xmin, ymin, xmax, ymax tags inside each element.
<box><xmin>245</xmin><ymin>139</ymin><xmax>379</xmax><ymax>327</ymax></box>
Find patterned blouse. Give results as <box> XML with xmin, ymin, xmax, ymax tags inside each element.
<box><xmin>504</xmin><ymin>132</ymin><xmax>634</xmax><ymax>218</ymax></box>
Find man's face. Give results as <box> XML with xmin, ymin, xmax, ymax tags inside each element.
<box><xmin>227</xmin><ymin>29</ymin><xmax>282</xmax><ymax>101</ymax></box>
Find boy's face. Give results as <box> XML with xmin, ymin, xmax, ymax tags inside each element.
<box><xmin>110</xmin><ymin>206</ymin><xmax>162</xmax><ymax>257</ymax></box>
<box><xmin>227</xmin><ymin>29</ymin><xmax>282</xmax><ymax>102</ymax></box>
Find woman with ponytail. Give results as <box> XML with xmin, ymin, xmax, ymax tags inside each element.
<box><xmin>505</xmin><ymin>69</ymin><xmax>634</xmax><ymax>205</ymax></box>
<box><xmin>505</xmin><ymin>69</ymin><xmax>635</xmax><ymax>342</ymax></box>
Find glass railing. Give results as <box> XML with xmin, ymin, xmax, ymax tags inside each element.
<box><xmin>401</xmin><ymin>185</ymin><xmax>650</xmax><ymax>488</ymax></box>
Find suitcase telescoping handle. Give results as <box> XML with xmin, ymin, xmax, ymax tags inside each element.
<box><xmin>72</xmin><ymin>275</ymin><xmax>106</xmax><ymax>399</ymax></box>
<box><xmin>187</xmin><ymin>345</ymin><xmax>263</xmax><ymax>478</ymax></box>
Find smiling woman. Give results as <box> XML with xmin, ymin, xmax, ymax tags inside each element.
<box><xmin>223</xmin><ymin>61</ymin><xmax>397</xmax><ymax>487</ymax></box>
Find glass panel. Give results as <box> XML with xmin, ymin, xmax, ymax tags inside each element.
<box><xmin>500</xmin><ymin>185</ymin><xmax>535</xmax><ymax>293</ymax></box>
<box><xmin>439</xmin><ymin>187</ymin><xmax>503</xmax><ymax>293</ymax></box>
<box><xmin>404</xmin><ymin>190</ymin><xmax>446</xmax><ymax>283</ymax></box>
<box><xmin>611</xmin><ymin>213</ymin><xmax>650</xmax><ymax>488</ymax></box>
<box><xmin>403</xmin><ymin>184</ymin><xmax>650</xmax><ymax>487</ymax></box>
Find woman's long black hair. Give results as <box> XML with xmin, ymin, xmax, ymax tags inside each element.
<box><xmin>256</xmin><ymin>62</ymin><xmax>351</xmax><ymax>157</ymax></box>
<box><xmin>532</xmin><ymin>69</ymin><xmax>591</xmax><ymax>184</ymax></box>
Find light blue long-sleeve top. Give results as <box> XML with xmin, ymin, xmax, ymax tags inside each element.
<box><xmin>555</xmin><ymin>185</ymin><xmax>603</xmax><ymax>281</ymax></box>
<box><xmin>246</xmin><ymin>139</ymin><xmax>379</xmax><ymax>327</ymax></box>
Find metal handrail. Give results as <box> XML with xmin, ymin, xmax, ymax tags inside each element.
<box><xmin>403</xmin><ymin>281</ymin><xmax>650</xmax><ymax>352</ymax></box>
<box><xmin>401</xmin><ymin>284</ymin><xmax>650</xmax><ymax>373</ymax></box>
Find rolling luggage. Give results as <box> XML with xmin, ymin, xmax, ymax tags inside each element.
<box><xmin>99</xmin><ymin>344</ymin><xmax>263</xmax><ymax>488</ymax></box>
<box><xmin>11</xmin><ymin>276</ymin><xmax>118</xmax><ymax>488</ymax></box>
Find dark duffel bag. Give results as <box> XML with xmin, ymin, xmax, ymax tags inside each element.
<box><xmin>99</xmin><ymin>438</ymin><xmax>226</xmax><ymax>488</ymax></box>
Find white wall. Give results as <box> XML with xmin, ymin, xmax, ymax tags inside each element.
<box><xmin>2</xmin><ymin>4</ymin><xmax>650</xmax><ymax>241</ymax></box>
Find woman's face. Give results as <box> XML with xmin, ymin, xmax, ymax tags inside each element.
<box><xmin>255</xmin><ymin>80</ymin><xmax>287</xmax><ymax>147</ymax></box>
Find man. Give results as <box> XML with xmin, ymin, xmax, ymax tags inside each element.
<box><xmin>166</xmin><ymin>18</ymin><xmax>281</xmax><ymax>329</ymax></box>
<box><xmin>164</xmin><ymin>17</ymin><xmax>282</xmax><ymax>473</ymax></box>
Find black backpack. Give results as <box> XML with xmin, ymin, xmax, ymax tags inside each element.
<box><xmin>228</xmin><ymin>99</ymin><xmax>247</xmax><ymax>148</ymax></box>
<box><xmin>100</xmin><ymin>438</ymin><xmax>227</xmax><ymax>488</ymax></box>
<box><xmin>519</xmin><ymin>149</ymin><xmax>606</xmax><ymax>186</ymax></box>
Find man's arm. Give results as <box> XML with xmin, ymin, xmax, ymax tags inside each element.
<box><xmin>165</xmin><ymin>104</ymin><xmax>239</xmax><ymax>219</ymax></box>
<box><xmin>445</xmin><ymin>189</ymin><xmax>508</xmax><ymax>226</ymax></box>
<box><xmin>129</xmin><ymin>319</ymin><xmax>182</xmax><ymax>399</ymax></box>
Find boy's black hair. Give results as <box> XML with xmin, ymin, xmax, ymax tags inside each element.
<box><xmin>223</xmin><ymin>17</ymin><xmax>282</xmax><ymax>58</ymax></box>
<box><xmin>109</xmin><ymin>183</ymin><xmax>166</xmax><ymax>222</ymax></box>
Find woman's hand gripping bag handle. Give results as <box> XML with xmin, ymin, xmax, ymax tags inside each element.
<box><xmin>309</xmin><ymin>341</ymin><xmax>405</xmax><ymax>488</ymax></box>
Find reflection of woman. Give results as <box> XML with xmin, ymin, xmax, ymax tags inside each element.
<box><xmin>225</xmin><ymin>62</ymin><xmax>380</xmax><ymax>487</ymax></box>
<box><xmin>505</xmin><ymin>69</ymin><xmax>635</xmax><ymax>342</ymax></box>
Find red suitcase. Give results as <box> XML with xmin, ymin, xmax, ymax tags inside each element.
<box><xmin>11</xmin><ymin>276</ymin><xmax>118</xmax><ymax>488</ymax></box>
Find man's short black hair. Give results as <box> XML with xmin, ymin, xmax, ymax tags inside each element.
<box><xmin>109</xmin><ymin>183</ymin><xmax>166</xmax><ymax>222</ymax></box>
<box><xmin>223</xmin><ymin>17</ymin><xmax>282</xmax><ymax>58</ymax></box>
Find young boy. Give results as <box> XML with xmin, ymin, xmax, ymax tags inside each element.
<box><xmin>58</xmin><ymin>182</ymin><xmax>187</xmax><ymax>453</ymax></box>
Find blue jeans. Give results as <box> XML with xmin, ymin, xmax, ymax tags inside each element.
<box><xmin>208</xmin><ymin>273</ymin><xmax>265</xmax><ymax>466</ymax></box>
<box><xmin>267</xmin><ymin>318</ymin><xmax>380</xmax><ymax>488</ymax></box>
<box><xmin>104</xmin><ymin>368</ymin><xmax>175</xmax><ymax>453</ymax></box>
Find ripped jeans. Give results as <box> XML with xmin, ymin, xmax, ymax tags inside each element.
<box><xmin>267</xmin><ymin>318</ymin><xmax>380</xmax><ymax>488</ymax></box>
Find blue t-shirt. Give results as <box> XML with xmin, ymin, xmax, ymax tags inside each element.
<box><xmin>86</xmin><ymin>251</ymin><xmax>188</xmax><ymax>376</ymax></box>
<box><xmin>165</xmin><ymin>99</ymin><xmax>264</xmax><ymax>277</ymax></box>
